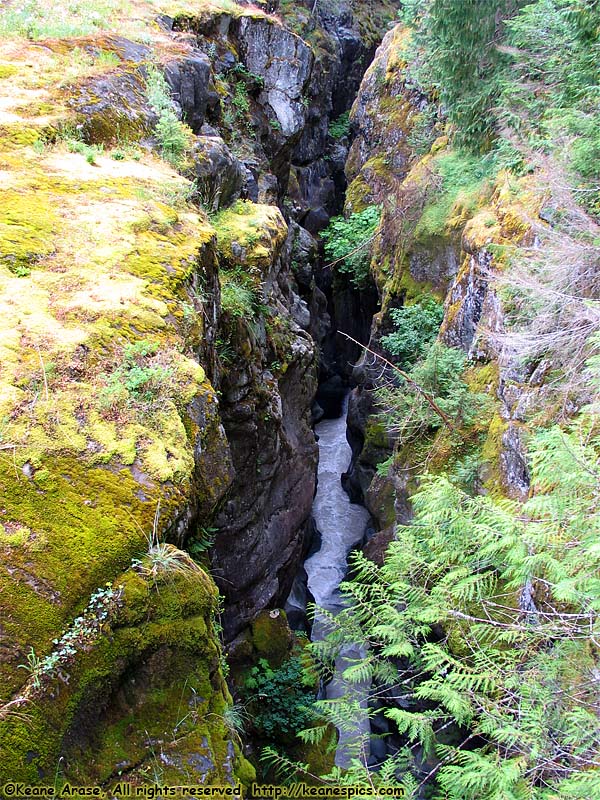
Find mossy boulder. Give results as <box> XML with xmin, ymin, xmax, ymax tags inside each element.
<box><xmin>213</xmin><ymin>199</ymin><xmax>288</xmax><ymax>275</ymax></box>
<box><xmin>250</xmin><ymin>609</ymin><xmax>293</xmax><ymax>667</ymax></box>
<box><xmin>1</xmin><ymin>563</ymin><xmax>254</xmax><ymax>788</ymax></box>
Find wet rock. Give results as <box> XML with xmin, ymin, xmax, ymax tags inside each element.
<box><xmin>209</xmin><ymin>205</ymin><xmax>318</xmax><ymax>639</ymax></box>
<box><xmin>500</xmin><ymin>423</ymin><xmax>530</xmax><ymax>499</ymax></box>
<box><xmin>442</xmin><ymin>250</ymin><xmax>492</xmax><ymax>352</ymax></box>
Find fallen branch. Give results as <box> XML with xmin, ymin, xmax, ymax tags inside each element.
<box><xmin>337</xmin><ymin>331</ymin><xmax>456</xmax><ymax>432</ymax></box>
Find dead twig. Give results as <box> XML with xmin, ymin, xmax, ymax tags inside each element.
<box><xmin>337</xmin><ymin>331</ymin><xmax>456</xmax><ymax>431</ymax></box>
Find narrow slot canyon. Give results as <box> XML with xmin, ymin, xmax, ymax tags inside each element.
<box><xmin>1</xmin><ymin>0</ymin><xmax>599</xmax><ymax>795</ymax></box>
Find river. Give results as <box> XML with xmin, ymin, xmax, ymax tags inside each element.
<box><xmin>304</xmin><ymin>396</ymin><xmax>372</xmax><ymax>767</ymax></box>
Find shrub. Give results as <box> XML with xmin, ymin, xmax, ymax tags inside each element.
<box><xmin>491</xmin><ymin>212</ymin><xmax>600</xmax><ymax>404</ymax></box>
<box><xmin>381</xmin><ymin>295</ymin><xmax>444</xmax><ymax>369</ymax></box>
<box><xmin>146</xmin><ymin>66</ymin><xmax>191</xmax><ymax>168</ymax></box>
<box><xmin>321</xmin><ymin>205</ymin><xmax>381</xmax><ymax>289</ymax></box>
<box><xmin>313</xmin><ymin>402</ymin><xmax>600</xmax><ymax>798</ymax></box>
<box><xmin>376</xmin><ymin>342</ymin><xmax>491</xmax><ymax>443</ymax></box>
<box><xmin>241</xmin><ymin>655</ymin><xmax>317</xmax><ymax>742</ymax></box>
<box><xmin>232</xmin><ymin>81</ymin><xmax>250</xmax><ymax>115</ymax></box>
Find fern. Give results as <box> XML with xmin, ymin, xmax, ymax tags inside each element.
<box><xmin>306</xmin><ymin>400</ymin><xmax>600</xmax><ymax>798</ymax></box>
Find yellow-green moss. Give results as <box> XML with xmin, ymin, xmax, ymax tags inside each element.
<box><xmin>0</xmin><ymin>188</ymin><xmax>58</xmax><ymax>272</ymax></box>
<box><xmin>465</xmin><ymin>361</ymin><xmax>501</xmax><ymax>395</ymax></box>
<box><xmin>250</xmin><ymin>609</ymin><xmax>293</xmax><ymax>667</ymax></box>
<box><xmin>0</xmin><ymin>559</ymin><xmax>254</xmax><ymax>787</ymax></box>
<box><xmin>0</xmin><ymin>124</ymin><xmax>41</xmax><ymax>148</ymax></box>
<box><xmin>345</xmin><ymin>173</ymin><xmax>374</xmax><ymax>213</ymax></box>
<box><xmin>213</xmin><ymin>200</ymin><xmax>288</xmax><ymax>274</ymax></box>
<box><xmin>481</xmin><ymin>413</ymin><xmax>509</xmax><ymax>495</ymax></box>
<box><xmin>0</xmin><ymin>64</ymin><xmax>19</xmax><ymax>79</ymax></box>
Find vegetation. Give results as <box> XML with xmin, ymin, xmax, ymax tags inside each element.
<box><xmin>99</xmin><ymin>341</ymin><xmax>174</xmax><ymax>412</ymax></box>
<box><xmin>399</xmin><ymin>0</ymin><xmax>600</xmax><ymax>213</ymax></box>
<box><xmin>240</xmin><ymin>655</ymin><xmax>317</xmax><ymax>743</ymax></box>
<box><xmin>311</xmin><ymin>396</ymin><xmax>600</xmax><ymax>798</ymax></box>
<box><xmin>328</xmin><ymin>111</ymin><xmax>351</xmax><ymax>140</ymax></box>
<box><xmin>381</xmin><ymin>296</ymin><xmax>444</xmax><ymax>369</ymax></box>
<box><xmin>413</xmin><ymin>151</ymin><xmax>496</xmax><ymax>241</ymax></box>
<box><xmin>220</xmin><ymin>270</ymin><xmax>264</xmax><ymax>319</ymax></box>
<box><xmin>0</xmin><ymin>0</ymin><xmax>128</xmax><ymax>39</ymax></box>
<box><xmin>321</xmin><ymin>205</ymin><xmax>381</xmax><ymax>288</ymax></box>
<box><xmin>376</xmin><ymin>342</ymin><xmax>491</xmax><ymax>443</ymax></box>
<box><xmin>146</xmin><ymin>66</ymin><xmax>192</xmax><ymax>168</ymax></box>
<box><xmin>17</xmin><ymin>583</ymin><xmax>121</xmax><ymax>694</ymax></box>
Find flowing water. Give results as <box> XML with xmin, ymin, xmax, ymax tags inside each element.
<box><xmin>304</xmin><ymin>397</ymin><xmax>372</xmax><ymax>766</ymax></box>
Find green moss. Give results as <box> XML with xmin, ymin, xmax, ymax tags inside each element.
<box><xmin>345</xmin><ymin>173</ymin><xmax>375</xmax><ymax>213</ymax></box>
<box><xmin>0</xmin><ymin>458</ymin><xmax>157</xmax><ymax>698</ymax></box>
<box><xmin>213</xmin><ymin>200</ymin><xmax>288</xmax><ymax>273</ymax></box>
<box><xmin>414</xmin><ymin>152</ymin><xmax>495</xmax><ymax>244</ymax></box>
<box><xmin>0</xmin><ymin>53</ymin><xmax>256</xmax><ymax>786</ymax></box>
<box><xmin>0</xmin><ymin>188</ymin><xmax>57</xmax><ymax>273</ymax></box>
<box><xmin>0</xmin><ymin>124</ymin><xmax>41</xmax><ymax>148</ymax></box>
<box><xmin>0</xmin><ymin>558</ymin><xmax>255</xmax><ymax>787</ymax></box>
<box><xmin>465</xmin><ymin>361</ymin><xmax>501</xmax><ymax>395</ymax></box>
<box><xmin>0</xmin><ymin>64</ymin><xmax>19</xmax><ymax>79</ymax></box>
<box><xmin>250</xmin><ymin>609</ymin><xmax>292</xmax><ymax>667</ymax></box>
<box><xmin>481</xmin><ymin>413</ymin><xmax>509</xmax><ymax>494</ymax></box>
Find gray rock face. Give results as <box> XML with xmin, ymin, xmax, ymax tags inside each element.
<box><xmin>214</xmin><ymin>324</ymin><xmax>318</xmax><ymax>638</ymax></box>
<box><xmin>208</xmin><ymin>218</ymin><xmax>318</xmax><ymax>639</ymax></box>
<box><xmin>234</xmin><ymin>17</ymin><xmax>313</xmax><ymax>138</ymax></box>
<box><xmin>442</xmin><ymin>250</ymin><xmax>492</xmax><ymax>352</ymax></box>
<box><xmin>164</xmin><ymin>53</ymin><xmax>216</xmax><ymax>133</ymax></box>
<box><xmin>190</xmin><ymin>134</ymin><xmax>245</xmax><ymax>210</ymax></box>
<box><xmin>346</xmin><ymin>26</ymin><xmax>421</xmax><ymax>186</ymax></box>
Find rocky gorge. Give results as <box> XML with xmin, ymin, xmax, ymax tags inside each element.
<box><xmin>1</xmin><ymin>0</ymin><xmax>598</xmax><ymax>795</ymax></box>
<box><xmin>0</xmin><ymin>0</ymin><xmax>398</xmax><ymax>786</ymax></box>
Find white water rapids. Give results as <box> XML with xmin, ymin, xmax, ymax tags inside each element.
<box><xmin>304</xmin><ymin>398</ymin><xmax>372</xmax><ymax>766</ymax></box>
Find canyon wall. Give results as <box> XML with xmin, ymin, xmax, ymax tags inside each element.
<box><xmin>0</xmin><ymin>0</ymin><xmax>398</xmax><ymax>783</ymax></box>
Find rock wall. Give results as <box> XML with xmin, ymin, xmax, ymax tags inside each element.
<box><xmin>340</xmin><ymin>22</ymin><xmax>553</xmax><ymax>533</ymax></box>
<box><xmin>0</xmin><ymin>0</ymin><xmax>398</xmax><ymax>783</ymax></box>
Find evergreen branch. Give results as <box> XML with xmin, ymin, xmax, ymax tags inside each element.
<box><xmin>336</xmin><ymin>331</ymin><xmax>457</xmax><ymax>431</ymax></box>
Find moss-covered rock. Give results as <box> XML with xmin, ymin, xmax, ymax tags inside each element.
<box><xmin>0</xmin><ymin>28</ymin><xmax>254</xmax><ymax>785</ymax></box>
<box><xmin>250</xmin><ymin>609</ymin><xmax>293</xmax><ymax>667</ymax></box>
<box><xmin>213</xmin><ymin>199</ymin><xmax>288</xmax><ymax>274</ymax></box>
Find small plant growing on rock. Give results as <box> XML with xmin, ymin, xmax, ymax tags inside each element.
<box><xmin>66</xmin><ymin>138</ymin><xmax>103</xmax><ymax>165</ymax></box>
<box><xmin>321</xmin><ymin>204</ymin><xmax>381</xmax><ymax>289</ymax></box>
<box><xmin>328</xmin><ymin>111</ymin><xmax>350</xmax><ymax>140</ymax></box>
<box><xmin>99</xmin><ymin>340</ymin><xmax>174</xmax><ymax>414</ymax></box>
<box><xmin>17</xmin><ymin>647</ymin><xmax>43</xmax><ymax>690</ymax></box>
<box><xmin>232</xmin><ymin>81</ymin><xmax>250</xmax><ymax>117</ymax></box>
<box><xmin>16</xmin><ymin>582</ymin><xmax>122</xmax><ymax>697</ymax></box>
<box><xmin>146</xmin><ymin>66</ymin><xmax>192</xmax><ymax>168</ymax></box>
<box><xmin>220</xmin><ymin>275</ymin><xmax>259</xmax><ymax>318</ymax></box>
<box><xmin>133</xmin><ymin>503</ymin><xmax>206</xmax><ymax>585</ymax></box>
